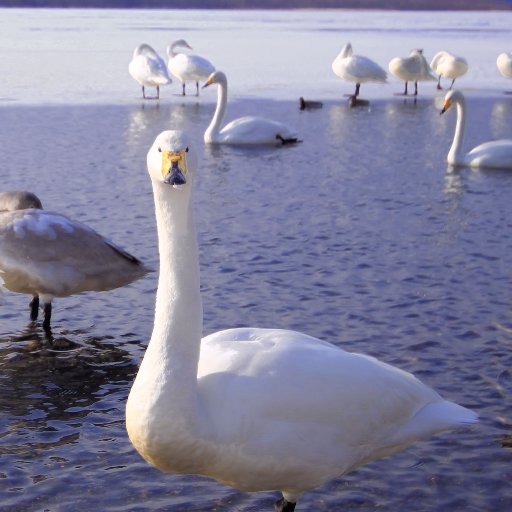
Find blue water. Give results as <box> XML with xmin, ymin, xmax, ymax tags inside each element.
<box><xmin>1</xmin><ymin>8</ymin><xmax>512</xmax><ymax>512</ymax></box>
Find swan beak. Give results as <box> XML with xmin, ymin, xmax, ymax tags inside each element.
<box><xmin>161</xmin><ymin>150</ymin><xmax>188</xmax><ymax>188</ymax></box>
<box><xmin>202</xmin><ymin>77</ymin><xmax>213</xmax><ymax>89</ymax></box>
<box><xmin>440</xmin><ymin>98</ymin><xmax>452</xmax><ymax>115</ymax></box>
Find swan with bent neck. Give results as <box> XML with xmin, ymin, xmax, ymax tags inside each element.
<box><xmin>202</xmin><ymin>71</ymin><xmax>299</xmax><ymax>145</ymax></box>
<box><xmin>126</xmin><ymin>130</ymin><xmax>477</xmax><ymax>512</ymax></box>
<box><xmin>441</xmin><ymin>90</ymin><xmax>512</xmax><ymax>169</ymax></box>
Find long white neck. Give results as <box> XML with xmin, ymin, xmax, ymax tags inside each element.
<box><xmin>448</xmin><ymin>97</ymin><xmax>466</xmax><ymax>166</ymax></box>
<box><xmin>141</xmin><ymin>180</ymin><xmax>203</xmax><ymax>426</ymax></box>
<box><xmin>204</xmin><ymin>78</ymin><xmax>227</xmax><ymax>143</ymax></box>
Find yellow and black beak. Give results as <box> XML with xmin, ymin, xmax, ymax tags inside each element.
<box><xmin>440</xmin><ymin>98</ymin><xmax>452</xmax><ymax>115</ymax></box>
<box><xmin>202</xmin><ymin>76</ymin><xmax>213</xmax><ymax>89</ymax></box>
<box><xmin>161</xmin><ymin>149</ymin><xmax>188</xmax><ymax>187</ymax></box>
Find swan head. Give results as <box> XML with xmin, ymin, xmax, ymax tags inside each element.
<box><xmin>147</xmin><ymin>130</ymin><xmax>197</xmax><ymax>190</ymax></box>
<box><xmin>440</xmin><ymin>89</ymin><xmax>463</xmax><ymax>115</ymax></box>
<box><xmin>202</xmin><ymin>70</ymin><xmax>227</xmax><ymax>89</ymax></box>
<box><xmin>0</xmin><ymin>191</ymin><xmax>43</xmax><ymax>212</ymax></box>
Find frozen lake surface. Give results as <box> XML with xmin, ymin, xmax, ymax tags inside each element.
<box><xmin>1</xmin><ymin>8</ymin><xmax>512</xmax><ymax>512</ymax></box>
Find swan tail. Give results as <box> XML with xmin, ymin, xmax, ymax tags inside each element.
<box><xmin>398</xmin><ymin>400</ymin><xmax>478</xmax><ymax>442</ymax></box>
<box><xmin>276</xmin><ymin>134</ymin><xmax>302</xmax><ymax>145</ymax></box>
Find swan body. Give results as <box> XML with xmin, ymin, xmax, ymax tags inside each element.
<box><xmin>388</xmin><ymin>49</ymin><xmax>436</xmax><ymax>96</ymax></box>
<box><xmin>497</xmin><ymin>52</ymin><xmax>512</xmax><ymax>79</ymax></box>
<box><xmin>202</xmin><ymin>71</ymin><xmax>299</xmax><ymax>146</ymax></box>
<box><xmin>0</xmin><ymin>191</ymin><xmax>148</xmax><ymax>331</ymax></box>
<box><xmin>129</xmin><ymin>43</ymin><xmax>172</xmax><ymax>99</ymax></box>
<box><xmin>441</xmin><ymin>90</ymin><xmax>512</xmax><ymax>169</ymax></box>
<box><xmin>430</xmin><ymin>51</ymin><xmax>468</xmax><ymax>90</ymax></box>
<box><xmin>167</xmin><ymin>39</ymin><xmax>215</xmax><ymax>96</ymax></box>
<box><xmin>331</xmin><ymin>42</ymin><xmax>387</xmax><ymax>98</ymax></box>
<box><xmin>126</xmin><ymin>130</ymin><xmax>478</xmax><ymax>510</ymax></box>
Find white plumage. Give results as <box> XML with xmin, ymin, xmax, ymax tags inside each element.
<box><xmin>126</xmin><ymin>130</ymin><xmax>477</xmax><ymax>512</ymax></box>
<box><xmin>128</xmin><ymin>43</ymin><xmax>172</xmax><ymax>99</ymax></box>
<box><xmin>497</xmin><ymin>52</ymin><xmax>512</xmax><ymax>79</ymax></box>
<box><xmin>331</xmin><ymin>42</ymin><xmax>387</xmax><ymax>99</ymax></box>
<box><xmin>430</xmin><ymin>51</ymin><xmax>468</xmax><ymax>90</ymax></box>
<box><xmin>166</xmin><ymin>39</ymin><xmax>215</xmax><ymax>96</ymax></box>
<box><xmin>388</xmin><ymin>49</ymin><xmax>436</xmax><ymax>96</ymax></box>
<box><xmin>202</xmin><ymin>71</ymin><xmax>299</xmax><ymax>145</ymax></box>
<box><xmin>441</xmin><ymin>89</ymin><xmax>512</xmax><ymax>169</ymax></box>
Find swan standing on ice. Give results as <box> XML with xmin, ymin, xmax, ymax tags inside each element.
<box><xmin>331</xmin><ymin>42</ymin><xmax>387</xmax><ymax>103</ymax></box>
<box><xmin>430</xmin><ymin>51</ymin><xmax>468</xmax><ymax>90</ymax></box>
<box><xmin>0</xmin><ymin>191</ymin><xmax>148</xmax><ymax>332</ymax></box>
<box><xmin>440</xmin><ymin>89</ymin><xmax>512</xmax><ymax>169</ymax></box>
<box><xmin>129</xmin><ymin>43</ymin><xmax>172</xmax><ymax>100</ymax></box>
<box><xmin>202</xmin><ymin>71</ymin><xmax>299</xmax><ymax>145</ymax></box>
<box><xmin>126</xmin><ymin>129</ymin><xmax>477</xmax><ymax>512</ymax></box>
<box><xmin>388</xmin><ymin>49</ymin><xmax>436</xmax><ymax>96</ymax></box>
<box><xmin>497</xmin><ymin>52</ymin><xmax>512</xmax><ymax>79</ymax></box>
<box><xmin>166</xmin><ymin>39</ymin><xmax>215</xmax><ymax>96</ymax></box>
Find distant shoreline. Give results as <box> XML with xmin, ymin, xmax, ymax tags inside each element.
<box><xmin>0</xmin><ymin>1</ymin><xmax>511</xmax><ymax>12</ymax></box>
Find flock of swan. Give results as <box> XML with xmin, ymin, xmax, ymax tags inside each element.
<box><xmin>5</xmin><ymin>35</ymin><xmax>512</xmax><ymax>512</ymax></box>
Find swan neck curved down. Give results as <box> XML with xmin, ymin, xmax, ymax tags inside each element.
<box><xmin>448</xmin><ymin>98</ymin><xmax>466</xmax><ymax>166</ymax></box>
<box><xmin>204</xmin><ymin>78</ymin><xmax>228</xmax><ymax>143</ymax></box>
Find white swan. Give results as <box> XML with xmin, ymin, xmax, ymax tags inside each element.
<box><xmin>128</xmin><ymin>43</ymin><xmax>172</xmax><ymax>100</ymax></box>
<box><xmin>430</xmin><ymin>51</ymin><xmax>468</xmax><ymax>90</ymax></box>
<box><xmin>0</xmin><ymin>191</ymin><xmax>148</xmax><ymax>331</ymax></box>
<box><xmin>202</xmin><ymin>71</ymin><xmax>299</xmax><ymax>145</ymax></box>
<box><xmin>126</xmin><ymin>129</ymin><xmax>478</xmax><ymax>512</ymax></box>
<box><xmin>388</xmin><ymin>49</ymin><xmax>436</xmax><ymax>96</ymax></box>
<box><xmin>331</xmin><ymin>42</ymin><xmax>387</xmax><ymax>99</ymax></box>
<box><xmin>440</xmin><ymin>90</ymin><xmax>512</xmax><ymax>169</ymax></box>
<box><xmin>497</xmin><ymin>52</ymin><xmax>512</xmax><ymax>79</ymax></box>
<box><xmin>166</xmin><ymin>39</ymin><xmax>215</xmax><ymax>96</ymax></box>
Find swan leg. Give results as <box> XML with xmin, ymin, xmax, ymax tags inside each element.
<box><xmin>156</xmin><ymin>86</ymin><xmax>160</xmax><ymax>100</ymax></box>
<box><xmin>354</xmin><ymin>82</ymin><xmax>361</xmax><ymax>97</ymax></box>
<box><xmin>29</xmin><ymin>295</ymin><xmax>39</xmax><ymax>321</ymax></box>
<box><xmin>142</xmin><ymin>85</ymin><xmax>146</xmax><ymax>99</ymax></box>
<box><xmin>274</xmin><ymin>497</ymin><xmax>296</xmax><ymax>512</ymax></box>
<box><xmin>195</xmin><ymin>81</ymin><xmax>200</xmax><ymax>96</ymax></box>
<box><xmin>182</xmin><ymin>82</ymin><xmax>186</xmax><ymax>96</ymax></box>
<box><xmin>413</xmin><ymin>81</ymin><xmax>418</xmax><ymax>96</ymax></box>
<box><xmin>42</xmin><ymin>302</ymin><xmax>52</xmax><ymax>333</ymax></box>
<box><xmin>437</xmin><ymin>75</ymin><xmax>443</xmax><ymax>90</ymax></box>
<box><xmin>449</xmin><ymin>78</ymin><xmax>456</xmax><ymax>90</ymax></box>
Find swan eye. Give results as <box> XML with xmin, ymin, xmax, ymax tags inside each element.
<box><xmin>185</xmin><ymin>147</ymin><xmax>189</xmax><ymax>153</ymax></box>
<box><xmin>158</xmin><ymin>147</ymin><xmax>162</xmax><ymax>153</ymax></box>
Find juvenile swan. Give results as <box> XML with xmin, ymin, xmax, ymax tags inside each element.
<box><xmin>166</xmin><ymin>39</ymin><xmax>215</xmax><ymax>96</ymax></box>
<box><xmin>126</xmin><ymin>130</ymin><xmax>477</xmax><ymax>512</ymax></box>
<box><xmin>202</xmin><ymin>71</ymin><xmax>299</xmax><ymax>145</ymax></box>
<box><xmin>0</xmin><ymin>191</ymin><xmax>148</xmax><ymax>331</ymax></box>
<box><xmin>129</xmin><ymin>43</ymin><xmax>172</xmax><ymax>99</ymax></box>
<box><xmin>440</xmin><ymin>90</ymin><xmax>512</xmax><ymax>169</ymax></box>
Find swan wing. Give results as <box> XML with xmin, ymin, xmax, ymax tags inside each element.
<box><xmin>219</xmin><ymin>116</ymin><xmax>296</xmax><ymax>145</ymax></box>
<box><xmin>467</xmin><ymin>140</ymin><xmax>512</xmax><ymax>169</ymax></box>
<box><xmin>197</xmin><ymin>327</ymin><xmax>472</xmax><ymax>481</ymax></box>
<box><xmin>336</xmin><ymin>55</ymin><xmax>387</xmax><ymax>83</ymax></box>
<box><xmin>175</xmin><ymin>54</ymin><xmax>215</xmax><ymax>80</ymax></box>
<box><xmin>0</xmin><ymin>209</ymin><xmax>147</xmax><ymax>296</ymax></box>
<box><xmin>130</xmin><ymin>53</ymin><xmax>170</xmax><ymax>86</ymax></box>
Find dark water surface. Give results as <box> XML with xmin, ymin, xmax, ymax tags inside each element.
<box><xmin>1</xmin><ymin>95</ymin><xmax>511</xmax><ymax>511</ymax></box>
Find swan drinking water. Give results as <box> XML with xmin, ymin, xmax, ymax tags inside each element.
<box><xmin>166</xmin><ymin>39</ymin><xmax>215</xmax><ymax>96</ymax></box>
<box><xmin>126</xmin><ymin>129</ymin><xmax>477</xmax><ymax>512</ymax></box>
<box><xmin>0</xmin><ymin>191</ymin><xmax>148</xmax><ymax>331</ymax></box>
<box><xmin>128</xmin><ymin>43</ymin><xmax>172</xmax><ymax>100</ymax></box>
<box><xmin>440</xmin><ymin>89</ymin><xmax>512</xmax><ymax>169</ymax></box>
<box><xmin>202</xmin><ymin>71</ymin><xmax>299</xmax><ymax>145</ymax></box>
